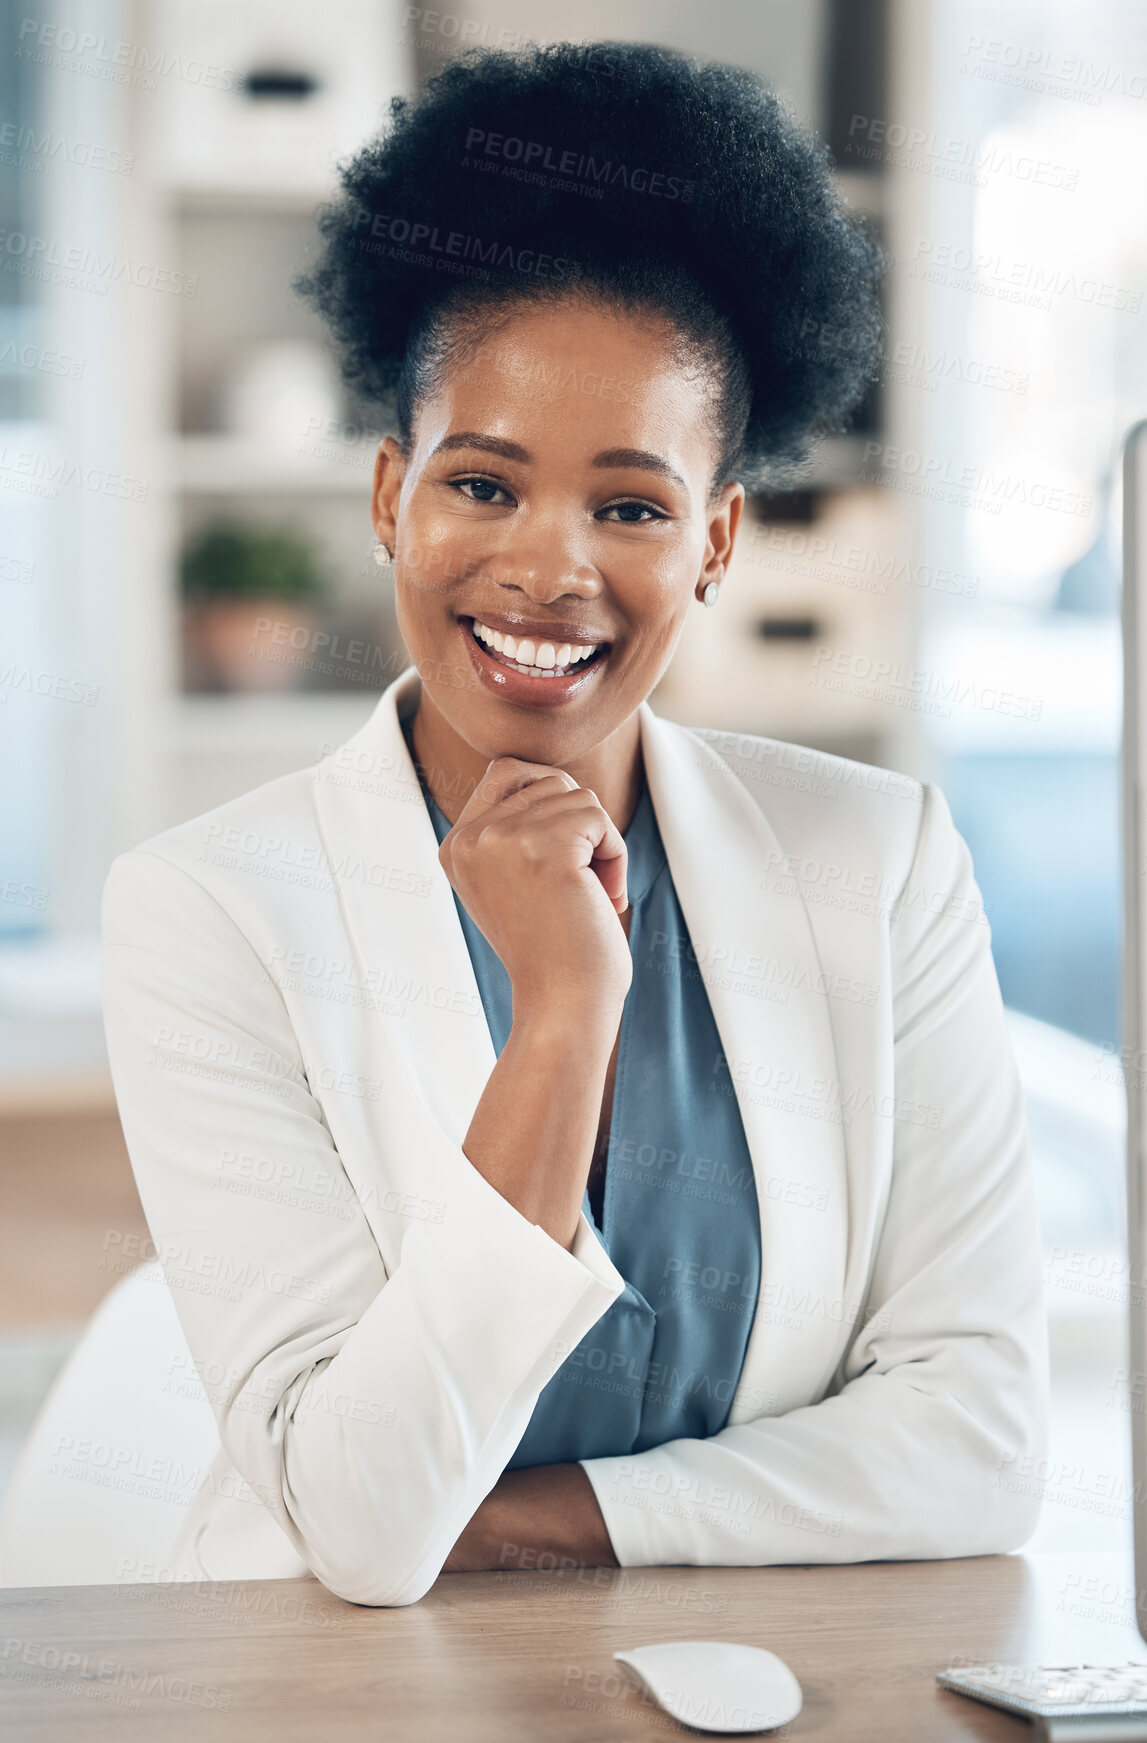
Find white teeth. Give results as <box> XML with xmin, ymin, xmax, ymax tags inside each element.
<box><xmin>470</xmin><ymin>619</ymin><xmax>604</xmax><ymax>676</ymax></box>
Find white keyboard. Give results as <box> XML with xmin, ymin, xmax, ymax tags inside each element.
<box><xmin>938</xmin><ymin>1661</ymin><xmax>1147</xmax><ymax>1719</ymax></box>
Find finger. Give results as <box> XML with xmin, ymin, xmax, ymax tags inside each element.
<box><xmin>576</xmin><ymin>789</ymin><xmax>628</xmax><ymax>913</ymax></box>
<box><xmin>449</xmin><ymin>772</ymin><xmax>580</xmax><ymax>839</ymax></box>
<box><xmin>478</xmin><ymin>788</ymin><xmax>629</xmax><ymax>913</ymax></box>
<box><xmin>592</xmin><ymin>837</ymin><xmax>629</xmax><ymax>914</ymax></box>
<box><xmin>453</xmin><ymin>759</ymin><xmax>577</xmax><ymax>829</ymax></box>
<box><xmin>478</xmin><ymin>757</ymin><xmax>577</xmax><ymax>809</ymax></box>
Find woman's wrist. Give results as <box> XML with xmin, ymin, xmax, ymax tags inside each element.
<box><xmin>444</xmin><ymin>1464</ymin><xmax>619</xmax><ymax>1573</ymax></box>
<box><xmin>509</xmin><ymin>994</ymin><xmax>625</xmax><ymax>1056</ymax></box>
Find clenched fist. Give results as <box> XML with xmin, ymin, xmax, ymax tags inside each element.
<box><xmin>438</xmin><ymin>757</ymin><xmax>633</xmax><ymax>1027</ymax></box>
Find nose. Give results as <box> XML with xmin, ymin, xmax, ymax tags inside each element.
<box><xmin>484</xmin><ymin>515</ymin><xmax>602</xmax><ymax>605</ymax></box>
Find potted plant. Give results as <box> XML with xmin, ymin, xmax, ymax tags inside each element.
<box><xmin>180</xmin><ymin>522</ymin><xmax>326</xmax><ymax>693</ymax></box>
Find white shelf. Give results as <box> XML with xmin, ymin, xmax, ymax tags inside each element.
<box><xmin>166</xmin><ymin>691</ymin><xmax>382</xmax><ymax>754</ymax></box>
<box><xmin>171</xmin><ymin>435</ymin><xmax>374</xmax><ymax>496</ymax></box>
<box><xmin>157</xmin><ymin>692</ymin><xmax>387</xmax><ymax>826</ymax></box>
<box><xmin>172</xmin><ymin>185</ymin><xmax>334</xmax><ymax>216</ymax></box>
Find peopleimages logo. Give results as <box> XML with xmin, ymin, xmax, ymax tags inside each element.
<box><xmin>463</xmin><ymin>127</ymin><xmax>696</xmax><ymax>200</ymax></box>
<box><xmin>16</xmin><ymin>18</ymin><xmax>235</xmax><ymax>89</ymax></box>
<box><xmin>0</xmin><ymin>229</ymin><xmax>197</xmax><ymax>297</ymax></box>
<box><xmin>0</xmin><ymin>122</ymin><xmax>134</xmax><ymax>175</ymax></box>
<box><xmin>351</xmin><ymin>206</ymin><xmax>579</xmax><ymax>283</ymax></box>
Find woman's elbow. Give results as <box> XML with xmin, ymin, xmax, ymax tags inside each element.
<box><xmin>303</xmin><ymin>1540</ymin><xmax>442</xmax><ymax>1608</ymax></box>
<box><xmin>316</xmin><ymin>1571</ymin><xmax>432</xmax><ymax>1608</ymax></box>
<box><xmin>283</xmin><ymin>1489</ymin><xmax>448</xmax><ymax>1607</ymax></box>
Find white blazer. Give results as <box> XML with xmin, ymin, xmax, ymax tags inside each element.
<box><xmin>89</xmin><ymin>663</ymin><xmax>1046</xmax><ymax>1605</ymax></box>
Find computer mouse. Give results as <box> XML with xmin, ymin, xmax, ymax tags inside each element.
<box><xmin>613</xmin><ymin>1639</ymin><xmax>803</xmax><ymax>1733</ymax></box>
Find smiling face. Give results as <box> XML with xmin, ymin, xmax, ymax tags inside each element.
<box><xmin>371</xmin><ymin>294</ymin><xmax>743</xmax><ymax>776</ymax></box>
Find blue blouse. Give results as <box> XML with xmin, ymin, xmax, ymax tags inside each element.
<box><xmin>419</xmin><ymin>767</ymin><xmax>762</xmax><ymax>1468</ymax></box>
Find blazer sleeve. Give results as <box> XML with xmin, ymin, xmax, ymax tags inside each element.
<box><xmin>100</xmin><ymin>847</ymin><xmax>625</xmax><ymax>1607</ymax></box>
<box><xmin>578</xmin><ymin>780</ymin><xmax>1050</xmax><ymax>1566</ymax></box>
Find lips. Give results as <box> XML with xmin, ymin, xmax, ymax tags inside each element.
<box><xmin>461</xmin><ymin>610</ymin><xmax>612</xmax><ymax>650</ymax></box>
<box><xmin>458</xmin><ymin>615</ymin><xmax>610</xmax><ymax>709</ymax></box>
<box><xmin>469</xmin><ymin>616</ymin><xmax>603</xmax><ymax>677</ymax></box>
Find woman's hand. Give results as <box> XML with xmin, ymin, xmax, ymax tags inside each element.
<box><xmin>438</xmin><ymin>756</ymin><xmax>632</xmax><ymax>1026</ymax></box>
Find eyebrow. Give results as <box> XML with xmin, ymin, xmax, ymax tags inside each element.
<box><xmin>592</xmin><ymin>447</ymin><xmax>687</xmax><ymax>490</ymax></box>
<box><xmin>430</xmin><ymin>432</ymin><xmax>687</xmax><ymax>491</ymax></box>
<box><xmin>432</xmin><ymin>432</ymin><xmax>530</xmax><ymax>464</ymax></box>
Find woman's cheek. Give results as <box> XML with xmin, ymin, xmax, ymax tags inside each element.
<box><xmin>396</xmin><ymin>536</ymin><xmax>469</xmax><ymax>599</ymax></box>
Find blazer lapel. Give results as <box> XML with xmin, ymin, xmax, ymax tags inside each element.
<box><xmin>638</xmin><ymin>703</ymin><xmax>850</xmax><ymax>1420</ymax></box>
<box><xmin>311</xmin><ymin>665</ymin><xmax>497</xmax><ymax>1151</ymax></box>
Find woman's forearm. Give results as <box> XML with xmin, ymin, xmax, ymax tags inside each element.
<box><xmin>442</xmin><ymin>1463</ymin><xmax>619</xmax><ymax>1573</ymax></box>
<box><xmin>462</xmin><ymin>1005</ymin><xmax>622</xmax><ymax>1251</ymax></box>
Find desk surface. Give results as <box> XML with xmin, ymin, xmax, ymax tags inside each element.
<box><xmin>1</xmin><ymin>1552</ymin><xmax>1143</xmax><ymax>1740</ymax></box>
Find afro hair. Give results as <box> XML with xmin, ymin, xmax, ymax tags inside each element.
<box><xmin>297</xmin><ymin>40</ymin><xmax>886</xmax><ymax>490</ymax></box>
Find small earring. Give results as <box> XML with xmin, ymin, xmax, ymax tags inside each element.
<box><xmin>702</xmin><ymin>581</ymin><xmax>719</xmax><ymax>608</ymax></box>
<box><xmin>372</xmin><ymin>542</ymin><xmax>393</xmax><ymax>568</ymax></box>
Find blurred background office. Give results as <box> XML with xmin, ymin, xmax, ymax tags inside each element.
<box><xmin>1</xmin><ymin>0</ymin><xmax>1143</xmax><ymax>1557</ymax></box>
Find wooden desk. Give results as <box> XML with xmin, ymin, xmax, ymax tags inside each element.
<box><xmin>0</xmin><ymin>1552</ymin><xmax>1142</xmax><ymax>1739</ymax></box>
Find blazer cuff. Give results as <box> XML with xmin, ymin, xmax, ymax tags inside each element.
<box><xmin>568</xmin><ymin>1208</ymin><xmax>626</xmax><ymax>1294</ymax></box>
<box><xmin>395</xmin><ymin>1148</ymin><xmax>627</xmax><ymax>1392</ymax></box>
<box><xmin>577</xmin><ymin>1454</ymin><xmax>677</xmax><ymax>1566</ymax></box>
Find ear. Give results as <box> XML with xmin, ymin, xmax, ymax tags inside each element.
<box><xmin>696</xmin><ymin>480</ymin><xmax>745</xmax><ymax>596</ymax></box>
<box><xmin>371</xmin><ymin>436</ymin><xmax>406</xmax><ymax>550</ymax></box>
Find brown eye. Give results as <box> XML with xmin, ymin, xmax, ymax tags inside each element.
<box><xmin>455</xmin><ymin>476</ymin><xmax>513</xmax><ymax>505</ymax></box>
<box><xmin>600</xmin><ymin>500</ymin><xmax>666</xmax><ymax>523</ymax></box>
